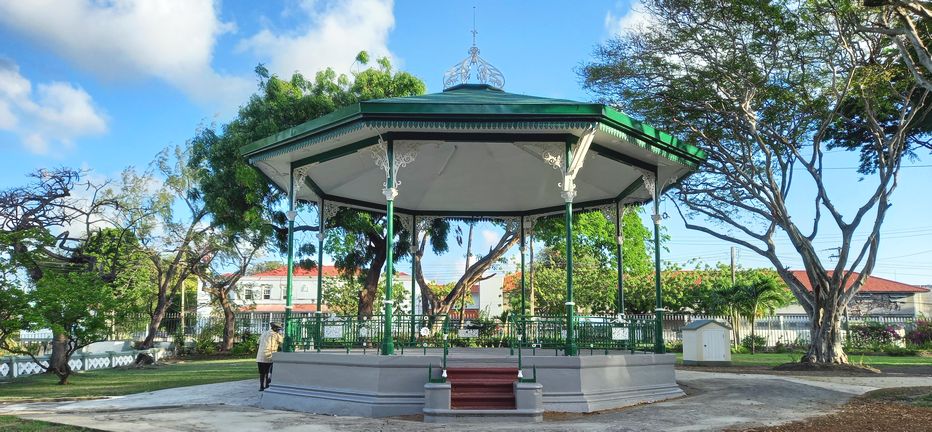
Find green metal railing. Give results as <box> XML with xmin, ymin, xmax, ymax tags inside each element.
<box><xmin>513</xmin><ymin>315</ymin><xmax>656</xmax><ymax>354</ymax></box>
<box><xmin>286</xmin><ymin>314</ymin><xmax>451</xmax><ymax>352</ymax></box>
<box><xmin>286</xmin><ymin>313</ymin><xmax>657</xmax><ymax>354</ymax></box>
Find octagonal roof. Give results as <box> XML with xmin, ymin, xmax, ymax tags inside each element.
<box><xmin>242</xmin><ymin>84</ymin><xmax>705</xmax><ymax>217</ymax></box>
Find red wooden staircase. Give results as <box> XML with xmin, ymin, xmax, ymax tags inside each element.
<box><xmin>446</xmin><ymin>367</ymin><xmax>518</xmax><ymax>410</ymax></box>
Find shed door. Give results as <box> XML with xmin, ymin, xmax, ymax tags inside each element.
<box><xmin>702</xmin><ymin>330</ymin><xmax>726</xmax><ymax>361</ymax></box>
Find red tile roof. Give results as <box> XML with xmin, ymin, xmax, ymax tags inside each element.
<box><xmin>790</xmin><ymin>270</ymin><xmax>928</xmax><ymax>294</ymax></box>
<box><xmin>250</xmin><ymin>265</ymin><xmax>408</xmax><ymax>278</ymax></box>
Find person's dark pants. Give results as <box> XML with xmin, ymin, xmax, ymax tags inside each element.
<box><xmin>257</xmin><ymin>362</ymin><xmax>273</xmax><ymax>390</ymax></box>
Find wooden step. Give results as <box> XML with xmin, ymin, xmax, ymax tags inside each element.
<box><xmin>451</xmin><ymin>393</ymin><xmax>516</xmax><ymax>410</ymax></box>
<box><xmin>447</xmin><ymin>367</ymin><xmax>519</xmax><ymax>410</ymax></box>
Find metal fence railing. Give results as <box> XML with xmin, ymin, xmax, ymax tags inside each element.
<box><xmin>13</xmin><ymin>312</ymin><xmax>920</xmax><ymax>351</ymax></box>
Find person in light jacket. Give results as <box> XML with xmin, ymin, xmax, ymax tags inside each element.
<box><xmin>257</xmin><ymin>322</ymin><xmax>283</xmax><ymax>391</ymax></box>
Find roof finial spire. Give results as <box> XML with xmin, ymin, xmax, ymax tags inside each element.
<box><xmin>443</xmin><ymin>7</ymin><xmax>505</xmax><ymax>90</ymax></box>
<box><xmin>471</xmin><ymin>6</ymin><xmax>478</xmax><ymax>47</ymax></box>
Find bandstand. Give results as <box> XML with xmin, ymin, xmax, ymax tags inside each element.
<box><xmin>240</xmin><ymin>42</ymin><xmax>705</xmax><ymax>421</ymax></box>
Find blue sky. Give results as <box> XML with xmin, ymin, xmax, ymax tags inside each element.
<box><xmin>0</xmin><ymin>0</ymin><xmax>929</xmax><ymax>286</ymax></box>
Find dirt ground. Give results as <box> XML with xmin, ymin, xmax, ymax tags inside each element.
<box><xmin>678</xmin><ymin>364</ymin><xmax>932</xmax><ymax>377</ymax></box>
<box><xmin>736</xmin><ymin>387</ymin><xmax>932</xmax><ymax>432</ymax></box>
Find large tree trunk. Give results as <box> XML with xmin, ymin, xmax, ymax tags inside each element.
<box><xmin>457</xmin><ymin>223</ymin><xmax>474</xmax><ymax>326</ymax></box>
<box><xmin>357</xmin><ymin>240</ymin><xmax>387</xmax><ymax>319</ymax></box>
<box><xmin>48</xmin><ymin>332</ymin><xmax>72</xmax><ymax>385</ymax></box>
<box><xmin>803</xmin><ymin>304</ymin><xmax>849</xmax><ymax>364</ymax></box>
<box><xmin>142</xmin><ymin>292</ymin><xmax>171</xmax><ymax>349</ymax></box>
<box><xmin>219</xmin><ymin>292</ymin><xmax>236</xmax><ymax>352</ymax></box>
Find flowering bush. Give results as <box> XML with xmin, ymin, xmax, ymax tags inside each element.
<box><xmin>905</xmin><ymin>319</ymin><xmax>932</xmax><ymax>348</ymax></box>
<box><xmin>848</xmin><ymin>321</ymin><xmax>901</xmax><ymax>349</ymax></box>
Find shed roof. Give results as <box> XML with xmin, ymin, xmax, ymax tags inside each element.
<box><xmin>682</xmin><ymin>319</ymin><xmax>732</xmax><ymax>331</ymax></box>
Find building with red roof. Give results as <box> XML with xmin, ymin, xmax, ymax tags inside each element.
<box><xmin>778</xmin><ymin>270</ymin><xmax>930</xmax><ymax>316</ymax></box>
<box><xmin>231</xmin><ymin>265</ymin><xmax>411</xmax><ymax>313</ymax></box>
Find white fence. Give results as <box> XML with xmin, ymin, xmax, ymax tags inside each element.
<box><xmin>627</xmin><ymin>313</ymin><xmax>917</xmax><ymax>347</ymax></box>
<box><xmin>0</xmin><ymin>348</ymin><xmax>170</xmax><ymax>380</ymax></box>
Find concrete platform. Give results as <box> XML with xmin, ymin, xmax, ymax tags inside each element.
<box><xmin>258</xmin><ymin>349</ymin><xmax>683</xmax><ymax>417</ymax></box>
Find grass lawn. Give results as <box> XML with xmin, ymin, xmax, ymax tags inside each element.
<box><xmin>0</xmin><ymin>358</ymin><xmax>255</xmax><ymax>403</ymax></box>
<box><xmin>0</xmin><ymin>416</ymin><xmax>97</xmax><ymax>431</ymax></box>
<box><xmin>675</xmin><ymin>352</ymin><xmax>932</xmax><ymax>367</ymax></box>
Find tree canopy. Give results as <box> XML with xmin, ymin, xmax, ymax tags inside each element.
<box><xmin>582</xmin><ymin>0</ymin><xmax>931</xmax><ymax>364</ymax></box>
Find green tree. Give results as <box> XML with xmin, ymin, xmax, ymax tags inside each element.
<box><xmin>583</xmin><ymin>0</ymin><xmax>930</xmax><ymax>364</ymax></box>
<box><xmin>189</xmin><ymin>54</ymin><xmax>426</xmax><ymax>319</ymax></box>
<box><xmin>31</xmin><ymin>270</ymin><xmax>118</xmax><ymax>384</ymax></box>
<box><xmin>734</xmin><ymin>272</ymin><xmax>793</xmax><ymax>354</ymax></box>
<box><xmin>524</xmin><ymin>208</ymin><xmax>655</xmax><ymax>315</ymax></box>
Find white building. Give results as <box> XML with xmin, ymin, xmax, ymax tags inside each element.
<box><xmin>196</xmin><ymin>264</ymin><xmax>506</xmax><ymax>317</ymax></box>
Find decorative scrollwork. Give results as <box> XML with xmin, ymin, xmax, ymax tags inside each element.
<box><xmin>398</xmin><ymin>213</ymin><xmax>415</xmax><ymax>235</ymax></box>
<box><xmin>597</xmin><ymin>204</ymin><xmax>616</xmax><ymax>224</ymax></box>
<box><xmin>370</xmin><ymin>141</ymin><xmax>418</xmax><ymax>200</ymax></box>
<box><xmin>416</xmin><ymin>215</ymin><xmax>440</xmax><ymax>232</ymax></box>
<box><xmin>443</xmin><ymin>45</ymin><xmax>506</xmax><ymax>89</ymax></box>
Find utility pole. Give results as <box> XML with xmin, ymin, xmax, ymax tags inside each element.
<box><xmin>730</xmin><ymin>246</ymin><xmax>737</xmax><ymax>348</ymax></box>
<box><xmin>730</xmin><ymin>246</ymin><xmax>737</xmax><ymax>286</ymax></box>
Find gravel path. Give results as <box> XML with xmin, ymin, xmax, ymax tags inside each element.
<box><xmin>6</xmin><ymin>370</ymin><xmax>931</xmax><ymax>431</ymax></box>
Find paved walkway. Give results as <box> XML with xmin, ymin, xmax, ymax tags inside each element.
<box><xmin>5</xmin><ymin>371</ymin><xmax>932</xmax><ymax>431</ymax></box>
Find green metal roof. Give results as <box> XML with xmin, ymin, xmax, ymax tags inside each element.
<box><xmin>241</xmin><ymin>83</ymin><xmax>706</xmax><ymax>166</ymax></box>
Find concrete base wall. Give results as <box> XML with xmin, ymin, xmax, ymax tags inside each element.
<box><xmin>259</xmin><ymin>351</ymin><xmax>682</xmax><ymax>417</ymax></box>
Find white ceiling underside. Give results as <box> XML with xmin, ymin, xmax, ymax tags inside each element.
<box><xmin>253</xmin><ymin>126</ymin><xmax>692</xmax><ymax>215</ymax></box>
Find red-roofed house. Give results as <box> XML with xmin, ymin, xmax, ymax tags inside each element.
<box><xmin>776</xmin><ymin>270</ymin><xmax>929</xmax><ymax>316</ymax></box>
<box><xmin>227</xmin><ymin>265</ymin><xmax>412</xmax><ymax>313</ymax></box>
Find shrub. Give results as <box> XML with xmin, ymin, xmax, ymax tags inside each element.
<box><xmin>905</xmin><ymin>319</ymin><xmax>932</xmax><ymax>348</ymax></box>
<box><xmin>883</xmin><ymin>345</ymin><xmax>919</xmax><ymax>357</ymax></box>
<box><xmin>665</xmin><ymin>340</ymin><xmax>683</xmax><ymax>353</ymax></box>
<box><xmin>731</xmin><ymin>345</ymin><xmax>749</xmax><ymax>354</ymax></box>
<box><xmin>848</xmin><ymin>321</ymin><xmax>902</xmax><ymax>349</ymax></box>
<box><xmin>741</xmin><ymin>335</ymin><xmax>767</xmax><ymax>351</ymax></box>
<box><xmin>193</xmin><ymin>322</ymin><xmax>224</xmax><ymax>355</ymax></box>
<box><xmin>231</xmin><ymin>331</ymin><xmax>259</xmax><ymax>357</ymax></box>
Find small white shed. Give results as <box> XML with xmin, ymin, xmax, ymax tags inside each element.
<box><xmin>682</xmin><ymin>319</ymin><xmax>732</xmax><ymax>366</ymax></box>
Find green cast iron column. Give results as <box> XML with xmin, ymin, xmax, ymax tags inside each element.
<box><xmin>315</xmin><ymin>199</ymin><xmax>325</xmax><ymax>352</ymax></box>
<box><xmin>381</xmin><ymin>141</ymin><xmax>396</xmax><ymax>355</ymax></box>
<box><xmin>283</xmin><ymin>171</ymin><xmax>296</xmax><ymax>352</ymax></box>
<box><xmin>653</xmin><ymin>174</ymin><xmax>665</xmax><ymax>354</ymax></box>
<box><xmin>616</xmin><ymin>201</ymin><xmax>625</xmax><ymax>315</ymax></box>
<box><xmin>520</xmin><ymin>216</ymin><xmax>527</xmax><ymax>340</ymax></box>
<box><xmin>410</xmin><ymin>215</ymin><xmax>416</xmax><ymax>344</ymax></box>
<box><xmin>564</xmin><ymin>141</ymin><xmax>577</xmax><ymax>356</ymax></box>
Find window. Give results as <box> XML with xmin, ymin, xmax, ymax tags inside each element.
<box><xmin>262</xmin><ymin>284</ymin><xmax>272</xmax><ymax>300</ymax></box>
<box><xmin>243</xmin><ymin>285</ymin><xmax>255</xmax><ymax>300</ymax></box>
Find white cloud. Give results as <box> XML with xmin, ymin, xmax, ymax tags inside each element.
<box><xmin>238</xmin><ymin>0</ymin><xmax>395</xmax><ymax>78</ymax></box>
<box><xmin>0</xmin><ymin>0</ymin><xmax>252</xmax><ymax>110</ymax></box>
<box><xmin>605</xmin><ymin>1</ymin><xmax>655</xmax><ymax>37</ymax></box>
<box><xmin>0</xmin><ymin>61</ymin><xmax>107</xmax><ymax>154</ymax></box>
<box><xmin>480</xmin><ymin>230</ymin><xmax>500</xmax><ymax>248</ymax></box>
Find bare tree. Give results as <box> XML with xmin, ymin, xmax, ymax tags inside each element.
<box><xmin>190</xmin><ymin>233</ymin><xmax>262</xmax><ymax>352</ymax></box>
<box><xmin>583</xmin><ymin>0</ymin><xmax>931</xmax><ymax>364</ymax></box>
<box><xmin>415</xmin><ymin>221</ymin><xmax>518</xmax><ymax>320</ymax></box>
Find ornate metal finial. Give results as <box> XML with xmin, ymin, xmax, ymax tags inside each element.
<box><xmin>443</xmin><ymin>7</ymin><xmax>505</xmax><ymax>89</ymax></box>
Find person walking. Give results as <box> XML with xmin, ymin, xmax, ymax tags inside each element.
<box><xmin>257</xmin><ymin>322</ymin><xmax>283</xmax><ymax>391</ymax></box>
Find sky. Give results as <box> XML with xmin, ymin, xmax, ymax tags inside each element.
<box><xmin>0</xmin><ymin>0</ymin><xmax>929</xmax><ymax>286</ymax></box>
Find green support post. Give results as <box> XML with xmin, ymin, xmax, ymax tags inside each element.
<box><xmin>520</xmin><ymin>216</ymin><xmax>526</xmax><ymax>340</ymax></box>
<box><xmin>564</xmin><ymin>141</ymin><xmax>578</xmax><ymax>356</ymax></box>
<box><xmin>616</xmin><ymin>201</ymin><xmax>624</xmax><ymax>315</ymax></box>
<box><xmin>381</xmin><ymin>141</ymin><xmax>396</xmax><ymax>355</ymax></box>
<box><xmin>652</xmin><ymin>173</ymin><xmax>665</xmax><ymax>354</ymax></box>
<box><xmin>411</xmin><ymin>215</ymin><xmax>417</xmax><ymax>344</ymax></box>
<box><xmin>283</xmin><ymin>171</ymin><xmax>297</xmax><ymax>352</ymax></box>
<box><xmin>315</xmin><ymin>199</ymin><xmax>325</xmax><ymax>352</ymax></box>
